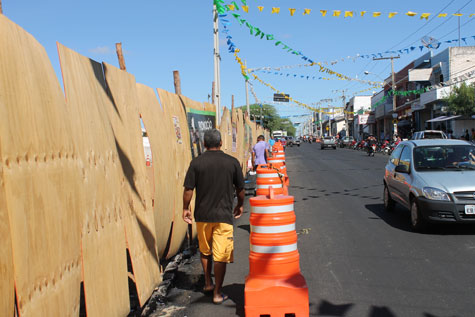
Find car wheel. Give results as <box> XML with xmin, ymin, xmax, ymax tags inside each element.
<box><xmin>410</xmin><ymin>199</ymin><xmax>426</xmax><ymax>232</ymax></box>
<box><xmin>383</xmin><ymin>185</ymin><xmax>395</xmax><ymax>212</ymax></box>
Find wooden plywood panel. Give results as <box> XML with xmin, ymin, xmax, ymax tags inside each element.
<box><xmin>103</xmin><ymin>63</ymin><xmax>160</xmax><ymax>305</ymax></box>
<box><xmin>0</xmin><ymin>16</ymin><xmax>82</xmax><ymax>316</ymax></box>
<box><xmin>136</xmin><ymin>84</ymin><xmax>174</xmax><ymax>259</ymax></box>
<box><xmin>156</xmin><ymin>89</ymin><xmax>191</xmax><ymax>258</ymax></box>
<box><xmin>57</xmin><ymin>44</ymin><xmax>129</xmax><ymax>317</ymax></box>
<box><xmin>219</xmin><ymin>108</ymin><xmax>232</xmax><ymax>155</ymax></box>
<box><xmin>0</xmin><ymin>144</ymin><xmax>14</xmax><ymax>317</ymax></box>
<box><xmin>235</xmin><ymin>109</ymin><xmax>245</xmax><ymax>168</ymax></box>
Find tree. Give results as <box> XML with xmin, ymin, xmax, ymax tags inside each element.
<box><xmin>443</xmin><ymin>82</ymin><xmax>475</xmax><ymax>116</ymax></box>
<box><xmin>238</xmin><ymin>104</ymin><xmax>296</xmax><ymax>136</ymax></box>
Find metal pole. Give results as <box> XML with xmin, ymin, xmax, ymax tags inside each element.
<box><xmin>245</xmin><ymin>61</ymin><xmax>250</xmax><ymax>117</ymax></box>
<box><xmin>458</xmin><ymin>15</ymin><xmax>461</xmax><ymax>47</ymax></box>
<box><xmin>391</xmin><ymin>57</ymin><xmax>397</xmax><ymax>137</ymax></box>
<box><xmin>342</xmin><ymin>91</ymin><xmax>348</xmax><ymax>137</ymax></box>
<box><xmin>213</xmin><ymin>3</ymin><xmax>221</xmax><ymax>125</ymax></box>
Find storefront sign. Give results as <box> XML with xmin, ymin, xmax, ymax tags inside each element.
<box><xmin>187</xmin><ymin>108</ymin><xmax>216</xmax><ymax>158</ymax></box>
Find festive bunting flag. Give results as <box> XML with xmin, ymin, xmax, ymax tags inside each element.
<box><xmin>360</xmin><ymin>11</ymin><xmax>367</xmax><ymax>16</ymax></box>
<box><xmin>257</xmin><ymin>6</ymin><xmax>263</xmax><ymax>12</ymax></box>
<box><xmin>345</xmin><ymin>11</ymin><xmax>353</xmax><ymax>18</ymax></box>
<box><xmin>228</xmin><ymin>4</ymin><xmax>235</xmax><ymax>11</ymax></box>
<box><xmin>438</xmin><ymin>13</ymin><xmax>447</xmax><ymax>17</ymax></box>
<box><xmin>470</xmin><ymin>13</ymin><xmax>475</xmax><ymax>17</ymax></box>
<box><xmin>333</xmin><ymin>10</ymin><xmax>341</xmax><ymax>17</ymax></box>
<box><xmin>271</xmin><ymin>7</ymin><xmax>280</xmax><ymax>14</ymax></box>
<box><xmin>320</xmin><ymin>10</ymin><xmax>327</xmax><ymax>17</ymax></box>
<box><xmin>242</xmin><ymin>5</ymin><xmax>249</xmax><ymax>13</ymax></box>
<box><xmin>388</xmin><ymin>12</ymin><xmax>398</xmax><ymax>18</ymax></box>
<box><xmin>420</xmin><ymin>13</ymin><xmax>430</xmax><ymax>20</ymax></box>
<box><xmin>453</xmin><ymin>13</ymin><xmax>463</xmax><ymax>16</ymax></box>
<box><xmin>304</xmin><ymin>8</ymin><xmax>312</xmax><ymax>15</ymax></box>
<box><xmin>406</xmin><ymin>11</ymin><xmax>417</xmax><ymax>16</ymax></box>
<box><xmin>373</xmin><ymin>12</ymin><xmax>381</xmax><ymax>17</ymax></box>
<box><xmin>289</xmin><ymin>8</ymin><xmax>296</xmax><ymax>16</ymax></box>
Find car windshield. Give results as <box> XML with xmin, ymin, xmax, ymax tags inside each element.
<box><xmin>413</xmin><ymin>145</ymin><xmax>475</xmax><ymax>171</ymax></box>
<box><xmin>422</xmin><ymin>132</ymin><xmax>444</xmax><ymax>139</ymax></box>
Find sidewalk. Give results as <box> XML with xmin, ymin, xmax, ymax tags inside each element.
<box><xmin>149</xmin><ymin>195</ymin><xmax>252</xmax><ymax>317</ymax></box>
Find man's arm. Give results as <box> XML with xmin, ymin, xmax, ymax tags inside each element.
<box><xmin>233</xmin><ymin>187</ymin><xmax>245</xmax><ymax>219</ymax></box>
<box><xmin>182</xmin><ymin>188</ymin><xmax>193</xmax><ymax>224</ymax></box>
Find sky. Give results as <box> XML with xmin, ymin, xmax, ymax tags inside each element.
<box><xmin>4</xmin><ymin>0</ymin><xmax>475</xmax><ymax>120</ymax></box>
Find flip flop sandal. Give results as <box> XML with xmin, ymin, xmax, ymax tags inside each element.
<box><xmin>213</xmin><ymin>293</ymin><xmax>229</xmax><ymax>305</ymax></box>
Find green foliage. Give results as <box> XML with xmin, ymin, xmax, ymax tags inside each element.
<box><xmin>443</xmin><ymin>82</ymin><xmax>475</xmax><ymax>116</ymax></box>
<box><xmin>238</xmin><ymin>103</ymin><xmax>296</xmax><ymax>136</ymax></box>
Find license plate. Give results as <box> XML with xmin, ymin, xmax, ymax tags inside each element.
<box><xmin>465</xmin><ymin>205</ymin><xmax>475</xmax><ymax>215</ymax></box>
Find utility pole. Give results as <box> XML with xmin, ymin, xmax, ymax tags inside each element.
<box><xmin>173</xmin><ymin>71</ymin><xmax>181</xmax><ymax>95</ymax></box>
<box><xmin>0</xmin><ymin>0</ymin><xmax>3</xmax><ymax>14</ymax></box>
<box><xmin>213</xmin><ymin>2</ymin><xmax>221</xmax><ymax>125</ymax></box>
<box><xmin>458</xmin><ymin>14</ymin><xmax>461</xmax><ymax>47</ymax></box>
<box><xmin>373</xmin><ymin>56</ymin><xmax>400</xmax><ymax>138</ymax></box>
<box><xmin>245</xmin><ymin>60</ymin><xmax>250</xmax><ymax>117</ymax></box>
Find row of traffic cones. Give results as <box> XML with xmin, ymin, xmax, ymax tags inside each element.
<box><xmin>245</xmin><ymin>140</ymin><xmax>309</xmax><ymax>316</ymax></box>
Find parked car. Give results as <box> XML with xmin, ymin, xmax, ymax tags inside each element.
<box><xmin>411</xmin><ymin>130</ymin><xmax>447</xmax><ymax>140</ymax></box>
<box><xmin>321</xmin><ymin>136</ymin><xmax>337</xmax><ymax>150</ymax></box>
<box><xmin>383</xmin><ymin>139</ymin><xmax>475</xmax><ymax>231</ymax></box>
<box><xmin>341</xmin><ymin>136</ymin><xmax>354</xmax><ymax>148</ymax></box>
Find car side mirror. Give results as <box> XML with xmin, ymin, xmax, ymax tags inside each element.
<box><xmin>395</xmin><ymin>164</ymin><xmax>410</xmax><ymax>174</ymax></box>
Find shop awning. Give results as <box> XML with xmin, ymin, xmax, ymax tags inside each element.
<box><xmin>426</xmin><ymin>115</ymin><xmax>461</xmax><ymax>122</ymax></box>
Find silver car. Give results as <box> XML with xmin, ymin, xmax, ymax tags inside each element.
<box><xmin>383</xmin><ymin>139</ymin><xmax>475</xmax><ymax>231</ymax></box>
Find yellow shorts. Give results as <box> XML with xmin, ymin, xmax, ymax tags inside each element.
<box><xmin>196</xmin><ymin>222</ymin><xmax>234</xmax><ymax>263</ymax></box>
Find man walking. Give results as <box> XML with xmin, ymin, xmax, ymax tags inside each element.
<box><xmin>183</xmin><ymin>129</ymin><xmax>245</xmax><ymax>304</ymax></box>
<box><xmin>252</xmin><ymin>135</ymin><xmax>271</xmax><ymax>170</ymax></box>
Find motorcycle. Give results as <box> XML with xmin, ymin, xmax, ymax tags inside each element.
<box><xmin>367</xmin><ymin>143</ymin><xmax>376</xmax><ymax>156</ymax></box>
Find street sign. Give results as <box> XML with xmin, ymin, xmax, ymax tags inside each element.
<box><xmin>273</xmin><ymin>93</ymin><xmax>290</xmax><ymax>102</ymax></box>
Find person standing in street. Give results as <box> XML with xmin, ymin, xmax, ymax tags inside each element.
<box><xmin>182</xmin><ymin>129</ymin><xmax>245</xmax><ymax>305</ymax></box>
<box><xmin>252</xmin><ymin>135</ymin><xmax>271</xmax><ymax>170</ymax></box>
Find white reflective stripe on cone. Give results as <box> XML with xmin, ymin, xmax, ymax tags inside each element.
<box><xmin>269</xmin><ymin>159</ymin><xmax>285</xmax><ymax>163</ymax></box>
<box><xmin>256</xmin><ymin>184</ymin><xmax>283</xmax><ymax>189</ymax></box>
<box><xmin>275</xmin><ymin>155</ymin><xmax>285</xmax><ymax>158</ymax></box>
<box><xmin>251</xmin><ymin>223</ymin><xmax>295</xmax><ymax>234</ymax></box>
<box><xmin>251</xmin><ymin>204</ymin><xmax>294</xmax><ymax>214</ymax></box>
<box><xmin>257</xmin><ymin>173</ymin><xmax>280</xmax><ymax>178</ymax></box>
<box><xmin>250</xmin><ymin>243</ymin><xmax>297</xmax><ymax>254</ymax></box>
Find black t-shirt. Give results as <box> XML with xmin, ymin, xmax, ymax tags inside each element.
<box><xmin>184</xmin><ymin>150</ymin><xmax>244</xmax><ymax>225</ymax></box>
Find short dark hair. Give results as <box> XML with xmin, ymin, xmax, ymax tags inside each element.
<box><xmin>204</xmin><ymin>129</ymin><xmax>222</xmax><ymax>148</ymax></box>
<box><xmin>258</xmin><ymin>135</ymin><xmax>265</xmax><ymax>141</ymax></box>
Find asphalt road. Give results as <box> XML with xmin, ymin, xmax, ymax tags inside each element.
<box><xmin>161</xmin><ymin>142</ymin><xmax>475</xmax><ymax>317</ymax></box>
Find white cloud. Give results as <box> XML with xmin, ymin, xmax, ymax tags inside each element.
<box><xmin>88</xmin><ymin>45</ymin><xmax>113</xmax><ymax>55</ymax></box>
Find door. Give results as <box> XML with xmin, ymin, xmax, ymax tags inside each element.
<box><xmin>392</xmin><ymin>145</ymin><xmax>413</xmax><ymax>208</ymax></box>
<box><xmin>386</xmin><ymin>145</ymin><xmax>404</xmax><ymax>202</ymax></box>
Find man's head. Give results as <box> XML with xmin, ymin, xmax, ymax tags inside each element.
<box><xmin>257</xmin><ymin>135</ymin><xmax>265</xmax><ymax>142</ymax></box>
<box><xmin>204</xmin><ymin>129</ymin><xmax>222</xmax><ymax>149</ymax></box>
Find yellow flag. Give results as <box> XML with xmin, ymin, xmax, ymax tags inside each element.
<box><xmin>437</xmin><ymin>13</ymin><xmax>447</xmax><ymax>17</ymax></box>
<box><xmin>289</xmin><ymin>8</ymin><xmax>296</xmax><ymax>16</ymax></box>
<box><xmin>303</xmin><ymin>8</ymin><xmax>312</xmax><ymax>15</ymax></box>
<box><xmin>319</xmin><ymin>9</ymin><xmax>327</xmax><ymax>17</ymax></box>
<box><xmin>388</xmin><ymin>12</ymin><xmax>398</xmax><ymax>18</ymax></box>
<box><xmin>470</xmin><ymin>13</ymin><xmax>475</xmax><ymax>17</ymax></box>
<box><xmin>453</xmin><ymin>13</ymin><xmax>463</xmax><ymax>16</ymax></box>
<box><xmin>345</xmin><ymin>11</ymin><xmax>354</xmax><ymax>18</ymax></box>
<box><xmin>271</xmin><ymin>7</ymin><xmax>280</xmax><ymax>14</ymax></box>
<box><xmin>406</xmin><ymin>11</ymin><xmax>417</xmax><ymax>17</ymax></box>
<box><xmin>333</xmin><ymin>10</ymin><xmax>341</xmax><ymax>17</ymax></box>
<box><xmin>360</xmin><ymin>11</ymin><xmax>367</xmax><ymax>16</ymax></box>
<box><xmin>242</xmin><ymin>5</ymin><xmax>249</xmax><ymax>13</ymax></box>
<box><xmin>420</xmin><ymin>13</ymin><xmax>430</xmax><ymax>20</ymax></box>
<box><xmin>228</xmin><ymin>4</ymin><xmax>235</xmax><ymax>11</ymax></box>
<box><xmin>373</xmin><ymin>12</ymin><xmax>381</xmax><ymax>17</ymax></box>
<box><xmin>257</xmin><ymin>6</ymin><xmax>264</xmax><ymax>12</ymax></box>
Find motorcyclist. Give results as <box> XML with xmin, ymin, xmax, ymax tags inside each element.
<box><xmin>367</xmin><ymin>135</ymin><xmax>377</xmax><ymax>156</ymax></box>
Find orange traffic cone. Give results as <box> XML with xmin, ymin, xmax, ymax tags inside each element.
<box><xmin>245</xmin><ymin>187</ymin><xmax>309</xmax><ymax>316</ymax></box>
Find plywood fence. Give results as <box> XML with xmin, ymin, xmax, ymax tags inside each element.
<box><xmin>0</xmin><ymin>15</ymin><xmax>267</xmax><ymax>316</ymax></box>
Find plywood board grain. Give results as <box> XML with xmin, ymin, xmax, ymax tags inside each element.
<box><xmin>103</xmin><ymin>63</ymin><xmax>160</xmax><ymax>305</ymax></box>
<box><xmin>0</xmin><ymin>16</ymin><xmax>82</xmax><ymax>316</ymax></box>
<box><xmin>235</xmin><ymin>108</ymin><xmax>245</xmax><ymax>169</ymax></box>
<box><xmin>0</xmin><ymin>142</ymin><xmax>14</xmax><ymax>317</ymax></box>
<box><xmin>156</xmin><ymin>89</ymin><xmax>191</xmax><ymax>258</ymax></box>
<box><xmin>219</xmin><ymin>108</ymin><xmax>232</xmax><ymax>156</ymax></box>
<box><xmin>136</xmin><ymin>84</ymin><xmax>174</xmax><ymax>259</ymax></box>
<box><xmin>57</xmin><ymin>44</ymin><xmax>129</xmax><ymax>317</ymax></box>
